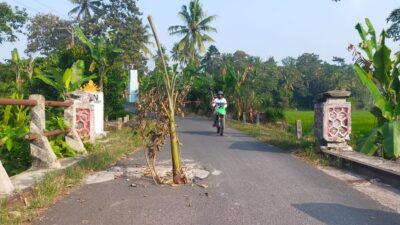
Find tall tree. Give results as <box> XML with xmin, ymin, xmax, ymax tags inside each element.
<box><xmin>168</xmin><ymin>0</ymin><xmax>217</xmax><ymax>63</ymax></box>
<box><xmin>68</xmin><ymin>0</ymin><xmax>101</xmax><ymax>21</ymax></box>
<box><xmin>387</xmin><ymin>7</ymin><xmax>400</xmax><ymax>41</ymax></box>
<box><xmin>26</xmin><ymin>14</ymin><xmax>72</xmax><ymax>55</ymax></box>
<box><xmin>82</xmin><ymin>0</ymin><xmax>149</xmax><ymax>72</ymax></box>
<box><xmin>0</xmin><ymin>3</ymin><xmax>28</xmax><ymax>44</ymax></box>
<box><xmin>201</xmin><ymin>45</ymin><xmax>221</xmax><ymax>74</ymax></box>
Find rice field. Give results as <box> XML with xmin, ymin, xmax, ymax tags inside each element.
<box><xmin>284</xmin><ymin>110</ymin><xmax>377</xmax><ymax>138</ymax></box>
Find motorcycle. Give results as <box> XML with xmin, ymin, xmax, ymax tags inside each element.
<box><xmin>216</xmin><ymin>106</ymin><xmax>226</xmax><ymax>136</ymax></box>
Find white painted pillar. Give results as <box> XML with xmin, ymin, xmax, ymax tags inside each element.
<box><xmin>128</xmin><ymin>70</ymin><xmax>139</xmax><ymax>103</ymax></box>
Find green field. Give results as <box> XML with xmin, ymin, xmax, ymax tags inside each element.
<box><xmin>284</xmin><ymin>111</ymin><xmax>377</xmax><ymax>139</ymax></box>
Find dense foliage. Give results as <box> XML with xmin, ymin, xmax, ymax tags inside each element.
<box><xmin>184</xmin><ymin>45</ymin><xmax>371</xmax><ymax>122</ymax></box>
<box><xmin>0</xmin><ymin>0</ymin><xmax>148</xmax><ymax>174</ymax></box>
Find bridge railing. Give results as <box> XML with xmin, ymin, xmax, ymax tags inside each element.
<box><xmin>0</xmin><ymin>94</ymin><xmax>87</xmax><ymax>195</ymax></box>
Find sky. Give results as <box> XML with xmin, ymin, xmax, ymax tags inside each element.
<box><xmin>2</xmin><ymin>0</ymin><xmax>400</xmax><ymax>64</ymax></box>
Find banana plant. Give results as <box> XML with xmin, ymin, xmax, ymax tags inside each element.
<box><xmin>74</xmin><ymin>27</ymin><xmax>124</xmax><ymax>90</ymax></box>
<box><xmin>35</xmin><ymin>60</ymin><xmax>96</xmax><ymax>100</ymax></box>
<box><xmin>224</xmin><ymin>64</ymin><xmax>252</xmax><ymax>119</ymax></box>
<box><xmin>11</xmin><ymin>49</ymin><xmax>34</xmax><ymax>92</ymax></box>
<box><xmin>350</xmin><ymin>18</ymin><xmax>400</xmax><ymax>159</ymax></box>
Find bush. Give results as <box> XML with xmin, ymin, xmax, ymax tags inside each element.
<box><xmin>263</xmin><ymin>108</ymin><xmax>285</xmax><ymax>123</ymax></box>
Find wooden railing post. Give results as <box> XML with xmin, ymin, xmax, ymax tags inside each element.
<box><xmin>29</xmin><ymin>95</ymin><xmax>61</xmax><ymax>169</ymax></box>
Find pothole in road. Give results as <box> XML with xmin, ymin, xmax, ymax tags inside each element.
<box><xmin>84</xmin><ymin>159</ymin><xmax>219</xmax><ymax>186</ymax></box>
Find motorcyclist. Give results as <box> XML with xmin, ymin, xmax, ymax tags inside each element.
<box><xmin>212</xmin><ymin>91</ymin><xmax>228</xmax><ymax>127</ymax></box>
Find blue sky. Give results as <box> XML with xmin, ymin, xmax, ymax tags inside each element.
<box><xmin>2</xmin><ymin>0</ymin><xmax>400</xmax><ymax>64</ymax></box>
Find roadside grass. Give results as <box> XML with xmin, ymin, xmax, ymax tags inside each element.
<box><xmin>0</xmin><ymin>127</ymin><xmax>143</xmax><ymax>225</ymax></box>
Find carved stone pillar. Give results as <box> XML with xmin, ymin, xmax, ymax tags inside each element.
<box><xmin>314</xmin><ymin>91</ymin><xmax>352</xmax><ymax>151</ymax></box>
<box><xmin>66</xmin><ymin>91</ymin><xmax>96</xmax><ymax>143</ymax></box>
<box><xmin>29</xmin><ymin>95</ymin><xmax>61</xmax><ymax>169</ymax></box>
<box><xmin>64</xmin><ymin>100</ymin><xmax>86</xmax><ymax>153</ymax></box>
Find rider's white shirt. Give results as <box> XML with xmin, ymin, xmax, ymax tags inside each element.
<box><xmin>212</xmin><ymin>98</ymin><xmax>228</xmax><ymax>109</ymax></box>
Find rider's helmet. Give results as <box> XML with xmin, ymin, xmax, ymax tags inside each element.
<box><xmin>217</xmin><ymin>91</ymin><xmax>224</xmax><ymax>96</ymax></box>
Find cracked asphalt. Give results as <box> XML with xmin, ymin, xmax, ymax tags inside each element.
<box><xmin>34</xmin><ymin>117</ymin><xmax>400</xmax><ymax>225</ymax></box>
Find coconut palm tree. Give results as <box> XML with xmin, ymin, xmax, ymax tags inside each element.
<box><xmin>168</xmin><ymin>0</ymin><xmax>217</xmax><ymax>63</ymax></box>
<box><xmin>68</xmin><ymin>0</ymin><xmax>101</xmax><ymax>21</ymax></box>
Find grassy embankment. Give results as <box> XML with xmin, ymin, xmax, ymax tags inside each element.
<box><xmin>0</xmin><ymin>128</ymin><xmax>144</xmax><ymax>225</ymax></box>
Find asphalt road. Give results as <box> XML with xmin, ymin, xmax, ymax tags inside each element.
<box><xmin>35</xmin><ymin>117</ymin><xmax>400</xmax><ymax>225</ymax></box>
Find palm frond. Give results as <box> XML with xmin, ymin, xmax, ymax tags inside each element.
<box><xmin>198</xmin><ymin>15</ymin><xmax>217</xmax><ymax>27</ymax></box>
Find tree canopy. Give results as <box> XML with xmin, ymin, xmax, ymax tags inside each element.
<box><xmin>26</xmin><ymin>14</ymin><xmax>72</xmax><ymax>55</ymax></box>
<box><xmin>0</xmin><ymin>2</ymin><xmax>28</xmax><ymax>44</ymax></box>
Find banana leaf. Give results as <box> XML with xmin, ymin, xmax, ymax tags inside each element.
<box><xmin>354</xmin><ymin>64</ymin><xmax>394</xmax><ymax>120</ymax></box>
<box><xmin>360</xmin><ymin>126</ymin><xmax>381</xmax><ymax>156</ymax></box>
<box><xmin>382</xmin><ymin>121</ymin><xmax>400</xmax><ymax>159</ymax></box>
<box><xmin>373</xmin><ymin>31</ymin><xmax>391</xmax><ymax>85</ymax></box>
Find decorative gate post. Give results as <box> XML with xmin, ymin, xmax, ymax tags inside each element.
<box><xmin>64</xmin><ymin>100</ymin><xmax>86</xmax><ymax>153</ymax></box>
<box><xmin>29</xmin><ymin>95</ymin><xmax>61</xmax><ymax>169</ymax></box>
<box><xmin>314</xmin><ymin>91</ymin><xmax>352</xmax><ymax>152</ymax></box>
<box><xmin>66</xmin><ymin>91</ymin><xmax>95</xmax><ymax>143</ymax></box>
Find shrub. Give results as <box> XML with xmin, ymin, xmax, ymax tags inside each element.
<box><xmin>263</xmin><ymin>108</ymin><xmax>285</xmax><ymax>123</ymax></box>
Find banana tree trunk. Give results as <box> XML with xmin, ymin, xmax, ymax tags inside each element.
<box><xmin>169</xmin><ymin>111</ymin><xmax>184</xmax><ymax>184</ymax></box>
<box><xmin>99</xmin><ymin>69</ymin><xmax>105</xmax><ymax>90</ymax></box>
<box><xmin>16</xmin><ymin>72</ymin><xmax>22</xmax><ymax>92</ymax></box>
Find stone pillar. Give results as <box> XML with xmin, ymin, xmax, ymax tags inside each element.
<box><xmin>64</xmin><ymin>100</ymin><xmax>86</xmax><ymax>153</ymax></box>
<box><xmin>123</xmin><ymin>115</ymin><xmax>130</xmax><ymax>124</ymax></box>
<box><xmin>314</xmin><ymin>91</ymin><xmax>352</xmax><ymax>151</ymax></box>
<box><xmin>117</xmin><ymin>118</ymin><xmax>123</xmax><ymax>130</ymax></box>
<box><xmin>296</xmin><ymin>120</ymin><xmax>302</xmax><ymax>139</ymax></box>
<box><xmin>29</xmin><ymin>95</ymin><xmax>61</xmax><ymax>169</ymax></box>
<box><xmin>242</xmin><ymin>113</ymin><xmax>247</xmax><ymax>123</ymax></box>
<box><xmin>0</xmin><ymin>161</ymin><xmax>14</xmax><ymax>195</ymax></box>
<box><xmin>256</xmin><ymin>114</ymin><xmax>260</xmax><ymax>125</ymax></box>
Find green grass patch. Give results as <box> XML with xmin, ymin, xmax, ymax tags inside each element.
<box><xmin>0</xmin><ymin>128</ymin><xmax>144</xmax><ymax>225</ymax></box>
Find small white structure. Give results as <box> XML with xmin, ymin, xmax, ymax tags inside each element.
<box><xmin>91</xmin><ymin>92</ymin><xmax>104</xmax><ymax>135</ymax></box>
<box><xmin>77</xmin><ymin>80</ymin><xmax>105</xmax><ymax>137</ymax></box>
<box><xmin>128</xmin><ymin>70</ymin><xmax>139</xmax><ymax>103</ymax></box>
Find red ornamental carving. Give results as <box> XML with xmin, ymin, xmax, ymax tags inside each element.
<box><xmin>76</xmin><ymin>108</ymin><xmax>91</xmax><ymax>140</ymax></box>
<box><xmin>325</xmin><ymin>106</ymin><xmax>350</xmax><ymax>141</ymax></box>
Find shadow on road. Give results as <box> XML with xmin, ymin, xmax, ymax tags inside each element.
<box><xmin>180</xmin><ymin>130</ymin><xmax>220</xmax><ymax>136</ymax></box>
<box><xmin>293</xmin><ymin>203</ymin><xmax>400</xmax><ymax>225</ymax></box>
<box><xmin>228</xmin><ymin>141</ymin><xmax>287</xmax><ymax>154</ymax></box>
